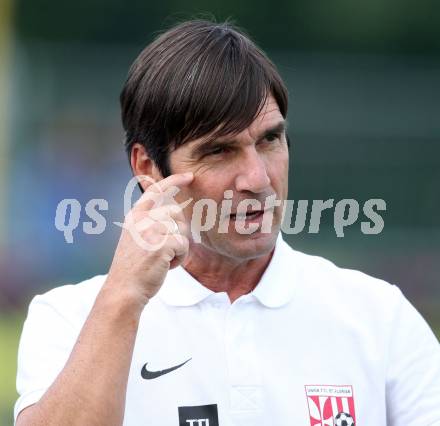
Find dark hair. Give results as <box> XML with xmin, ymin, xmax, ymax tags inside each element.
<box><xmin>120</xmin><ymin>19</ymin><xmax>288</xmax><ymax>179</ymax></box>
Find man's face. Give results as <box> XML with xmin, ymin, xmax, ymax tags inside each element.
<box><xmin>168</xmin><ymin>94</ymin><xmax>289</xmax><ymax>261</ymax></box>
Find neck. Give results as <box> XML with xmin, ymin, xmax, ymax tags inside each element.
<box><xmin>183</xmin><ymin>243</ymin><xmax>274</xmax><ymax>303</ymax></box>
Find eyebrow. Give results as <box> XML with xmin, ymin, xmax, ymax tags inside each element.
<box><xmin>191</xmin><ymin>120</ymin><xmax>287</xmax><ymax>158</ymax></box>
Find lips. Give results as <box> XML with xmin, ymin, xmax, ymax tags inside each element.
<box><xmin>229</xmin><ymin>210</ymin><xmax>264</xmax><ymax>221</ymax></box>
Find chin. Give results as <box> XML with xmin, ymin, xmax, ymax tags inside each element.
<box><xmin>212</xmin><ymin>229</ymin><xmax>279</xmax><ymax>261</ymax></box>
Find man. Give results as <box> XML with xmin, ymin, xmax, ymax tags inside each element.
<box><xmin>15</xmin><ymin>20</ymin><xmax>440</xmax><ymax>426</ymax></box>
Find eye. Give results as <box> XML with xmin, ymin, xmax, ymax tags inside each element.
<box><xmin>262</xmin><ymin>133</ymin><xmax>281</xmax><ymax>143</ymax></box>
<box><xmin>206</xmin><ymin>146</ymin><xmax>230</xmax><ymax>156</ymax></box>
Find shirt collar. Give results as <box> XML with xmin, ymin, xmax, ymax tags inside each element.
<box><xmin>158</xmin><ymin>265</ymin><xmax>214</xmax><ymax>307</ymax></box>
<box><xmin>158</xmin><ymin>233</ymin><xmax>296</xmax><ymax>308</ymax></box>
<box><xmin>250</xmin><ymin>234</ymin><xmax>296</xmax><ymax>308</ymax></box>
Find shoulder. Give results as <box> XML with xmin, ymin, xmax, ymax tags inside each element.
<box><xmin>281</xmin><ymin>240</ymin><xmax>403</xmax><ymax>314</ymax></box>
<box><xmin>27</xmin><ymin>274</ymin><xmax>108</xmax><ymax>329</ymax></box>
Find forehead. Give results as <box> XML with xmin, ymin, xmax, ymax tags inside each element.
<box><xmin>184</xmin><ymin>94</ymin><xmax>284</xmax><ymax>149</ymax></box>
<box><xmin>218</xmin><ymin>94</ymin><xmax>283</xmax><ymax>142</ymax></box>
<box><xmin>245</xmin><ymin>94</ymin><xmax>283</xmax><ymax>135</ymax></box>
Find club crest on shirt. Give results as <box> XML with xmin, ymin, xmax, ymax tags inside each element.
<box><xmin>305</xmin><ymin>385</ymin><xmax>356</xmax><ymax>426</ymax></box>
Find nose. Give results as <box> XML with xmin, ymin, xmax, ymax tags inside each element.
<box><xmin>234</xmin><ymin>147</ymin><xmax>271</xmax><ymax>193</ymax></box>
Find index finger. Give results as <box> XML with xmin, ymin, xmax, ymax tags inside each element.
<box><xmin>135</xmin><ymin>173</ymin><xmax>194</xmax><ymax>209</ymax></box>
<box><xmin>147</xmin><ymin>172</ymin><xmax>193</xmax><ymax>194</ymax></box>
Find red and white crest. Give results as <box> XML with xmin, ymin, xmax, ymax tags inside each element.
<box><xmin>305</xmin><ymin>385</ymin><xmax>356</xmax><ymax>426</ymax></box>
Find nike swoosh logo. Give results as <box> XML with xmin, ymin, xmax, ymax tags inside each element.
<box><xmin>141</xmin><ymin>358</ymin><xmax>192</xmax><ymax>380</ymax></box>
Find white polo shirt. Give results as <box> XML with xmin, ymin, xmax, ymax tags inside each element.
<box><xmin>15</xmin><ymin>237</ymin><xmax>440</xmax><ymax>425</ymax></box>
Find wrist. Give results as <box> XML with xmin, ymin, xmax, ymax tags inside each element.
<box><xmin>100</xmin><ymin>278</ymin><xmax>149</xmax><ymax>317</ymax></box>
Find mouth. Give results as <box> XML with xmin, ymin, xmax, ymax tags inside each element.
<box><xmin>229</xmin><ymin>210</ymin><xmax>265</xmax><ymax>222</ymax></box>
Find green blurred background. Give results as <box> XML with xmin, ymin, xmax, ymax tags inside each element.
<box><xmin>0</xmin><ymin>0</ymin><xmax>439</xmax><ymax>424</ymax></box>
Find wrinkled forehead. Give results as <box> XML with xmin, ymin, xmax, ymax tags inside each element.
<box><xmin>188</xmin><ymin>94</ymin><xmax>284</xmax><ymax>148</ymax></box>
<box><xmin>245</xmin><ymin>95</ymin><xmax>284</xmax><ymax>138</ymax></box>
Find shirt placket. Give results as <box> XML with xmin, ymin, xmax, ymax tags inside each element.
<box><xmin>224</xmin><ymin>297</ymin><xmax>263</xmax><ymax>422</ymax></box>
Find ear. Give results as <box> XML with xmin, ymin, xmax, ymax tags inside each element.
<box><xmin>130</xmin><ymin>143</ymin><xmax>162</xmax><ymax>191</ymax></box>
